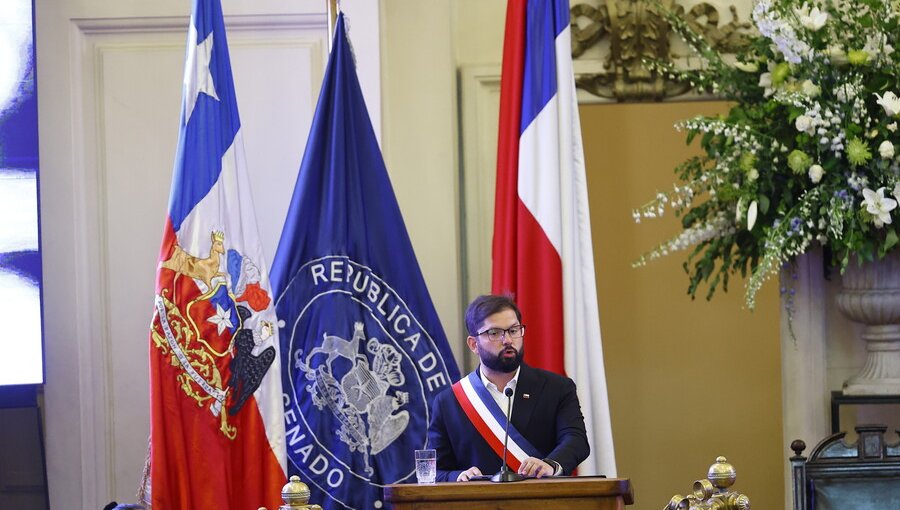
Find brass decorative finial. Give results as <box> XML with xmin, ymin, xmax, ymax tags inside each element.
<box><xmin>663</xmin><ymin>456</ymin><xmax>750</xmax><ymax>510</ymax></box>
<box><xmin>278</xmin><ymin>475</ymin><xmax>322</xmax><ymax>510</ymax></box>
<box><xmin>707</xmin><ymin>456</ymin><xmax>737</xmax><ymax>490</ymax></box>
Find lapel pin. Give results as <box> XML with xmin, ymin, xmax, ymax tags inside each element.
<box><xmin>523</xmin><ymin>393</ymin><xmax>530</xmax><ymax>399</ymax></box>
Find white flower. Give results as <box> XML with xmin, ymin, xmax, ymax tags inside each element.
<box><xmin>795</xmin><ymin>5</ymin><xmax>828</xmax><ymax>31</ymax></box>
<box><xmin>894</xmin><ymin>182</ymin><xmax>900</xmax><ymax>204</ymax></box>
<box><xmin>875</xmin><ymin>91</ymin><xmax>900</xmax><ymax>117</ymax></box>
<box><xmin>754</xmin><ymin>1</ymin><xmax>812</xmax><ymax>62</ymax></box>
<box><xmin>864</xmin><ymin>33</ymin><xmax>895</xmax><ymax>59</ymax></box>
<box><xmin>758</xmin><ymin>71</ymin><xmax>774</xmax><ymax>97</ymax></box>
<box><xmin>747</xmin><ymin>168</ymin><xmax>759</xmax><ymax>181</ymax></box>
<box><xmin>879</xmin><ymin>140</ymin><xmax>895</xmax><ymax>159</ymax></box>
<box><xmin>735</xmin><ymin>197</ymin><xmax>744</xmax><ymax>223</ymax></box>
<box><xmin>733</xmin><ymin>61</ymin><xmax>759</xmax><ymax>72</ymax></box>
<box><xmin>795</xmin><ymin>115</ymin><xmax>815</xmax><ymax>134</ymax></box>
<box><xmin>827</xmin><ymin>46</ymin><xmax>848</xmax><ymax>65</ymax></box>
<box><xmin>747</xmin><ymin>200</ymin><xmax>758</xmax><ymax>231</ymax></box>
<box><xmin>849</xmin><ymin>173</ymin><xmax>869</xmax><ymax>191</ymax></box>
<box><xmin>800</xmin><ymin>80</ymin><xmax>821</xmax><ymax>97</ymax></box>
<box><xmin>808</xmin><ymin>164</ymin><xmax>824</xmax><ymax>183</ymax></box>
<box><xmin>889</xmin><ymin>122</ymin><xmax>898</xmax><ymax>133</ymax></box>
<box><xmin>862</xmin><ymin>187</ymin><xmax>898</xmax><ymax>227</ymax></box>
<box><xmin>836</xmin><ymin>83</ymin><xmax>853</xmax><ymax>103</ymax></box>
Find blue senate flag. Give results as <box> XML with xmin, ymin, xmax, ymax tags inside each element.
<box><xmin>270</xmin><ymin>14</ymin><xmax>461</xmax><ymax>509</ymax></box>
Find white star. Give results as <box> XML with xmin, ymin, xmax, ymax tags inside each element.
<box><xmin>183</xmin><ymin>20</ymin><xmax>220</xmax><ymax>123</ymax></box>
<box><xmin>208</xmin><ymin>304</ymin><xmax>234</xmax><ymax>335</ymax></box>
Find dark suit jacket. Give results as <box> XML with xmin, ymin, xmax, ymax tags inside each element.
<box><xmin>426</xmin><ymin>364</ymin><xmax>590</xmax><ymax>482</ymax></box>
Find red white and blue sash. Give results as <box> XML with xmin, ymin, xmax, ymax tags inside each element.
<box><xmin>451</xmin><ymin>371</ymin><xmax>540</xmax><ymax>471</ymax></box>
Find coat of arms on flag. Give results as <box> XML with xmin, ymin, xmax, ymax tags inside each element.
<box><xmin>294</xmin><ymin>318</ymin><xmax>410</xmax><ymax>473</ymax></box>
<box><xmin>280</xmin><ymin>257</ymin><xmax>453</xmax><ymax>494</ymax></box>
<box><xmin>152</xmin><ymin>229</ymin><xmax>276</xmax><ymax>438</ymax></box>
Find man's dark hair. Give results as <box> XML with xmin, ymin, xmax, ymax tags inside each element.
<box><xmin>464</xmin><ymin>294</ymin><xmax>521</xmax><ymax>336</ymax></box>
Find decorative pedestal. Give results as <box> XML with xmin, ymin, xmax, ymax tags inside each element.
<box><xmin>835</xmin><ymin>251</ymin><xmax>900</xmax><ymax>395</ymax></box>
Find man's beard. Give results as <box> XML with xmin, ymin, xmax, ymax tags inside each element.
<box><xmin>478</xmin><ymin>344</ymin><xmax>524</xmax><ymax>373</ymax></box>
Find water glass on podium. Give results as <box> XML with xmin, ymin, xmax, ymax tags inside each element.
<box><xmin>414</xmin><ymin>449</ymin><xmax>436</xmax><ymax>484</ymax></box>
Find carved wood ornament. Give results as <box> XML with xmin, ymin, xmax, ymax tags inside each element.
<box><xmin>571</xmin><ymin>0</ymin><xmax>753</xmax><ymax>101</ymax></box>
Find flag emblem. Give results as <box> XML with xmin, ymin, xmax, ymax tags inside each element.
<box><xmin>295</xmin><ymin>320</ymin><xmax>410</xmax><ymax>474</ymax></box>
<box><xmin>281</xmin><ymin>256</ymin><xmax>451</xmax><ymax>497</ymax></box>
<box><xmin>152</xmin><ymin>229</ymin><xmax>276</xmax><ymax>438</ymax></box>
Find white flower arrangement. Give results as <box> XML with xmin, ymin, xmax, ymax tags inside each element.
<box><xmin>634</xmin><ymin>0</ymin><xmax>900</xmax><ymax>307</ymax></box>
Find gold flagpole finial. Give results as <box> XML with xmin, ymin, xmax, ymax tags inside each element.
<box><xmin>326</xmin><ymin>0</ymin><xmax>338</xmax><ymax>51</ymax></box>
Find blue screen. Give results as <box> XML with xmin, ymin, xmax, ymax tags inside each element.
<box><xmin>0</xmin><ymin>0</ymin><xmax>44</xmax><ymax>386</ymax></box>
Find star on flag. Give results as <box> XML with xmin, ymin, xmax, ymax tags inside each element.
<box><xmin>183</xmin><ymin>20</ymin><xmax>219</xmax><ymax>122</ymax></box>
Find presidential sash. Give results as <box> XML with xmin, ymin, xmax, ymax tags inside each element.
<box><xmin>451</xmin><ymin>371</ymin><xmax>541</xmax><ymax>471</ymax></box>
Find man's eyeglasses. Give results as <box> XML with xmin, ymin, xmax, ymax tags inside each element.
<box><xmin>475</xmin><ymin>325</ymin><xmax>526</xmax><ymax>342</ymax></box>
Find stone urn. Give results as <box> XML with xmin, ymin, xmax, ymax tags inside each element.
<box><xmin>835</xmin><ymin>250</ymin><xmax>900</xmax><ymax>395</ymax></box>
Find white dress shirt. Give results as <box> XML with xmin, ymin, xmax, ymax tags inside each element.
<box><xmin>479</xmin><ymin>366</ymin><xmax>520</xmax><ymax>418</ymax></box>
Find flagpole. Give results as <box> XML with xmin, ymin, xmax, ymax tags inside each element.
<box><xmin>326</xmin><ymin>0</ymin><xmax>338</xmax><ymax>51</ymax></box>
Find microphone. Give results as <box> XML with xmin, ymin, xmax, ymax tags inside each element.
<box><xmin>491</xmin><ymin>387</ymin><xmax>525</xmax><ymax>483</ymax></box>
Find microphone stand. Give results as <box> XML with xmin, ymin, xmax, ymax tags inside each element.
<box><xmin>491</xmin><ymin>387</ymin><xmax>525</xmax><ymax>483</ymax></box>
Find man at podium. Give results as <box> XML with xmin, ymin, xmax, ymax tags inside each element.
<box><xmin>427</xmin><ymin>295</ymin><xmax>590</xmax><ymax>482</ymax></box>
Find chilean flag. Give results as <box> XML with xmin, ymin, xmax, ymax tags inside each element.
<box><xmin>147</xmin><ymin>1</ymin><xmax>286</xmax><ymax>507</ymax></box>
<box><xmin>492</xmin><ymin>0</ymin><xmax>617</xmax><ymax>476</ymax></box>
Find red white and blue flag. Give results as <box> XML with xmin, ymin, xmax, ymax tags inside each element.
<box><xmin>148</xmin><ymin>1</ymin><xmax>286</xmax><ymax>508</ymax></box>
<box><xmin>492</xmin><ymin>0</ymin><xmax>617</xmax><ymax>476</ymax></box>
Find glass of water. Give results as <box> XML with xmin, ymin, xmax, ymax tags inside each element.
<box><xmin>414</xmin><ymin>449</ymin><xmax>436</xmax><ymax>484</ymax></box>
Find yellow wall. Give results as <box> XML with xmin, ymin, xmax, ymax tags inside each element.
<box><xmin>582</xmin><ymin>101</ymin><xmax>784</xmax><ymax>509</ymax></box>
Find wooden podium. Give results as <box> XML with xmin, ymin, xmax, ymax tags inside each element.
<box><xmin>384</xmin><ymin>477</ymin><xmax>633</xmax><ymax>509</ymax></box>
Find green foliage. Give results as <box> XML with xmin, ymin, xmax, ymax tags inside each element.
<box><xmin>633</xmin><ymin>0</ymin><xmax>900</xmax><ymax>308</ymax></box>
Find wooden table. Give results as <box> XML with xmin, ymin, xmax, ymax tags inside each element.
<box><xmin>384</xmin><ymin>476</ymin><xmax>633</xmax><ymax>509</ymax></box>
